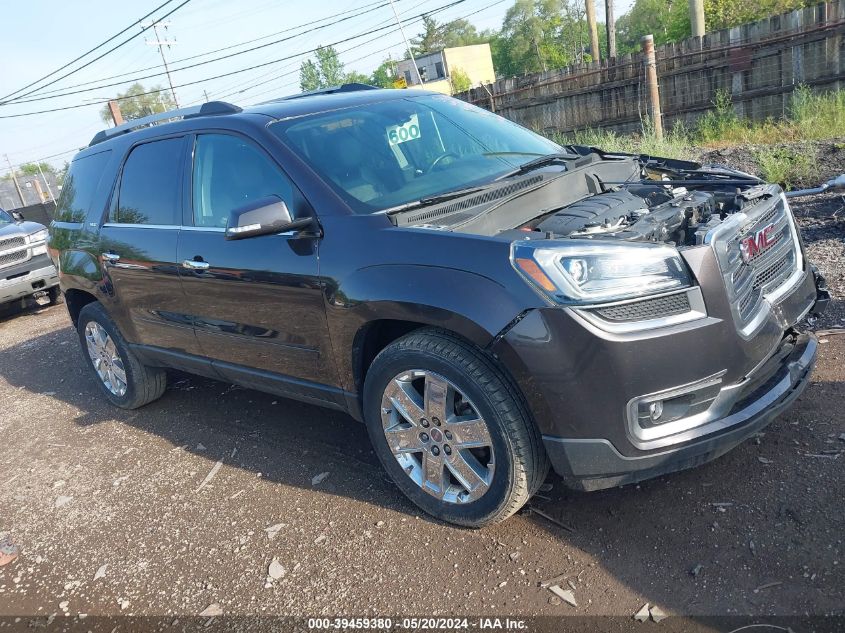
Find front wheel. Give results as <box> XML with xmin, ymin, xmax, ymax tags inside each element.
<box><xmin>363</xmin><ymin>328</ymin><xmax>548</xmax><ymax>527</ymax></box>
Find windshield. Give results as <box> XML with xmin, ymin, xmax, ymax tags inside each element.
<box><xmin>270</xmin><ymin>94</ymin><xmax>562</xmax><ymax>214</ymax></box>
<box><xmin>0</xmin><ymin>209</ymin><xmax>13</xmax><ymax>225</ymax></box>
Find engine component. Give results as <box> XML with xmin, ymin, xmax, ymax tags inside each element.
<box><xmin>535</xmin><ymin>190</ymin><xmax>647</xmax><ymax>236</ymax></box>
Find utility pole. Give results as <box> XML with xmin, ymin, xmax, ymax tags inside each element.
<box><xmin>641</xmin><ymin>35</ymin><xmax>663</xmax><ymax>139</ymax></box>
<box><xmin>4</xmin><ymin>154</ymin><xmax>26</xmax><ymax>209</ymax></box>
<box><xmin>585</xmin><ymin>0</ymin><xmax>600</xmax><ymax>62</ymax></box>
<box><xmin>605</xmin><ymin>0</ymin><xmax>617</xmax><ymax>58</ymax></box>
<box><xmin>387</xmin><ymin>0</ymin><xmax>423</xmax><ymax>85</ymax></box>
<box><xmin>689</xmin><ymin>0</ymin><xmax>705</xmax><ymax>38</ymax></box>
<box><xmin>142</xmin><ymin>20</ymin><xmax>180</xmax><ymax>107</ymax></box>
<box><xmin>36</xmin><ymin>162</ymin><xmax>55</xmax><ymax>204</ymax></box>
<box><xmin>107</xmin><ymin>100</ymin><xmax>125</xmax><ymax>126</ymax></box>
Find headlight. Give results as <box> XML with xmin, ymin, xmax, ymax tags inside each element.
<box><xmin>28</xmin><ymin>229</ymin><xmax>49</xmax><ymax>244</ymax></box>
<box><xmin>512</xmin><ymin>239</ymin><xmax>692</xmax><ymax>303</ymax></box>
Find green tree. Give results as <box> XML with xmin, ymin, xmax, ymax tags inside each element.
<box><xmin>344</xmin><ymin>70</ymin><xmax>372</xmax><ymax>85</ymax></box>
<box><xmin>450</xmin><ymin>67</ymin><xmax>472</xmax><ymax>94</ymax></box>
<box><xmin>410</xmin><ymin>16</ymin><xmax>491</xmax><ymax>56</ymax></box>
<box><xmin>18</xmin><ymin>162</ymin><xmax>55</xmax><ymax>176</ymax></box>
<box><xmin>56</xmin><ymin>161</ymin><xmax>69</xmax><ymax>187</ymax></box>
<box><xmin>616</xmin><ymin>0</ymin><xmax>690</xmax><ymax>52</ymax></box>
<box><xmin>705</xmin><ymin>0</ymin><xmax>812</xmax><ymax>31</ymax></box>
<box><xmin>371</xmin><ymin>59</ymin><xmax>398</xmax><ymax>88</ymax></box>
<box><xmin>498</xmin><ymin>0</ymin><xmax>576</xmax><ymax>75</ymax></box>
<box><xmin>99</xmin><ymin>83</ymin><xmax>176</xmax><ymax>124</ymax></box>
<box><xmin>299</xmin><ymin>45</ymin><xmax>346</xmax><ymax>91</ymax></box>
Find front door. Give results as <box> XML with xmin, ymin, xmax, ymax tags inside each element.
<box><xmin>177</xmin><ymin>132</ymin><xmax>338</xmax><ymax>400</ymax></box>
<box><xmin>98</xmin><ymin>136</ymin><xmax>194</xmax><ymax>352</ymax></box>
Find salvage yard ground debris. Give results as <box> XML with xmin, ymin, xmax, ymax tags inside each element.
<box><xmin>0</xmin><ymin>157</ymin><xmax>843</xmax><ymax>618</ymax></box>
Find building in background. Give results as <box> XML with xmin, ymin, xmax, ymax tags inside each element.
<box><xmin>396</xmin><ymin>44</ymin><xmax>495</xmax><ymax>94</ymax></box>
<box><xmin>0</xmin><ymin>171</ymin><xmax>60</xmax><ymax>211</ymax></box>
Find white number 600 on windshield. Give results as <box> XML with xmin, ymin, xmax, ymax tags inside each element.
<box><xmin>386</xmin><ymin>114</ymin><xmax>421</xmax><ymax>146</ymax></box>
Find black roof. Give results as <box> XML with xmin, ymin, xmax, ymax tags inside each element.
<box><xmin>86</xmin><ymin>85</ymin><xmax>437</xmax><ymax>150</ymax></box>
<box><xmin>245</xmin><ymin>87</ymin><xmax>432</xmax><ymax>120</ymax></box>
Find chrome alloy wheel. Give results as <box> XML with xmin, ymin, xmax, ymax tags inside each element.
<box><xmin>381</xmin><ymin>370</ymin><xmax>495</xmax><ymax>504</ymax></box>
<box><xmin>84</xmin><ymin>322</ymin><xmax>128</xmax><ymax>397</ymax></box>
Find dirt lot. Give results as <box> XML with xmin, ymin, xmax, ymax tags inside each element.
<box><xmin>1</xmin><ymin>198</ymin><xmax>843</xmax><ymax>625</ymax></box>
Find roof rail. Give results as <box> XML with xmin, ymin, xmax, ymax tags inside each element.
<box><xmin>261</xmin><ymin>83</ymin><xmax>379</xmax><ymax>104</ymax></box>
<box><xmin>88</xmin><ymin>100</ymin><xmax>242</xmax><ymax>147</ymax></box>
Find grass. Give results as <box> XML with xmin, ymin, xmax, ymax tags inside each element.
<box><xmin>553</xmin><ymin>85</ymin><xmax>844</xmax><ymax>189</ymax></box>
<box><xmin>755</xmin><ymin>146</ymin><xmax>817</xmax><ymax>190</ymax></box>
<box><xmin>555</xmin><ymin>120</ymin><xmax>696</xmax><ymax>161</ymax></box>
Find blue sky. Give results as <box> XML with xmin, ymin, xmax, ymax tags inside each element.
<box><xmin>0</xmin><ymin>0</ymin><xmax>630</xmax><ymax>171</ymax></box>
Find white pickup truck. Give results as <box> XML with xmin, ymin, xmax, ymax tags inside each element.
<box><xmin>0</xmin><ymin>207</ymin><xmax>60</xmax><ymax>310</ymax></box>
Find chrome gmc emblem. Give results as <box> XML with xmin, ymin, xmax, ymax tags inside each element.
<box><xmin>740</xmin><ymin>223</ymin><xmax>776</xmax><ymax>263</ymax></box>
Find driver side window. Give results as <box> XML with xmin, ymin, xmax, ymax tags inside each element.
<box><xmin>192</xmin><ymin>134</ymin><xmax>294</xmax><ymax>228</ymax></box>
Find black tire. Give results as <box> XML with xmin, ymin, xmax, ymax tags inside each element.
<box><xmin>363</xmin><ymin>328</ymin><xmax>549</xmax><ymax>528</ymax></box>
<box><xmin>76</xmin><ymin>302</ymin><xmax>167</xmax><ymax>409</ymax></box>
<box><xmin>47</xmin><ymin>286</ymin><xmax>63</xmax><ymax>305</ymax></box>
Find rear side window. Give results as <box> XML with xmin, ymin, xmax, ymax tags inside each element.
<box><xmin>54</xmin><ymin>150</ymin><xmax>112</xmax><ymax>223</ymax></box>
<box><xmin>111</xmin><ymin>137</ymin><xmax>184</xmax><ymax>225</ymax></box>
<box><xmin>191</xmin><ymin>134</ymin><xmax>293</xmax><ymax>228</ymax></box>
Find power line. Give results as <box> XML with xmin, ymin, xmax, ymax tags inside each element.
<box><xmin>192</xmin><ymin>0</ymin><xmax>449</xmax><ymax>103</ymax></box>
<box><xmin>192</xmin><ymin>0</ymin><xmax>427</xmax><ymax>103</ymax></box>
<box><xmin>0</xmin><ymin>0</ymin><xmax>194</xmax><ymax>106</ymax></box>
<box><xmin>231</xmin><ymin>0</ymin><xmax>509</xmax><ymax>104</ymax></box>
<box><xmin>0</xmin><ymin>0</ymin><xmax>468</xmax><ymax>119</ymax></box>
<box><xmin>0</xmin><ymin>0</ymin><xmax>180</xmax><ymax>103</ymax></box>
<box><xmin>10</xmin><ymin>0</ymin><xmax>402</xmax><ymax>103</ymax></box>
<box><xmin>2</xmin><ymin>0</ymin><xmax>411</xmax><ymax>107</ymax></box>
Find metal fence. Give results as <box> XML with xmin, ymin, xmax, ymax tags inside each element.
<box><xmin>456</xmin><ymin>0</ymin><xmax>845</xmax><ymax>136</ymax></box>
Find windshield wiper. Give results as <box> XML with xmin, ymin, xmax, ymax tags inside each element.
<box><xmin>496</xmin><ymin>152</ymin><xmax>579</xmax><ymax>180</ymax></box>
<box><xmin>382</xmin><ymin>185</ymin><xmax>488</xmax><ymax>216</ymax></box>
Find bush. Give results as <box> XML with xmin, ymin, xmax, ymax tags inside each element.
<box><xmin>755</xmin><ymin>146</ymin><xmax>817</xmax><ymax>190</ymax></box>
<box><xmin>696</xmin><ymin>89</ymin><xmax>743</xmax><ymax>143</ymax></box>
<box><xmin>450</xmin><ymin>67</ymin><xmax>471</xmax><ymax>95</ymax></box>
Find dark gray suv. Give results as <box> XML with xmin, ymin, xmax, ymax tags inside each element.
<box><xmin>49</xmin><ymin>86</ymin><xmax>828</xmax><ymax>527</ymax></box>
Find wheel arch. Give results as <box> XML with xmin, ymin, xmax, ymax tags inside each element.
<box><xmin>64</xmin><ymin>288</ymin><xmax>99</xmax><ymax>327</ymax></box>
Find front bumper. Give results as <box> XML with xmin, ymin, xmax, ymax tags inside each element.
<box><xmin>542</xmin><ymin>332</ymin><xmax>816</xmax><ymax>490</ymax></box>
<box><xmin>0</xmin><ymin>255</ymin><xmax>59</xmax><ymax>304</ymax></box>
<box><xmin>491</xmin><ymin>248</ymin><xmax>823</xmax><ymax>490</ymax></box>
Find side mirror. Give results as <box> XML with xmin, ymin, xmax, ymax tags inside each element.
<box><xmin>225</xmin><ymin>195</ymin><xmax>313</xmax><ymax>240</ymax></box>
<box><xmin>11</xmin><ymin>211</ymin><xmax>24</xmax><ymax>222</ymax></box>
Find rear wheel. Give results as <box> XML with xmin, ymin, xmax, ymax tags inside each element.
<box><xmin>363</xmin><ymin>328</ymin><xmax>548</xmax><ymax>527</ymax></box>
<box><xmin>76</xmin><ymin>302</ymin><xmax>166</xmax><ymax>409</ymax></box>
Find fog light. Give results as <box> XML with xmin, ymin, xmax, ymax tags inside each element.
<box><xmin>648</xmin><ymin>401</ymin><xmax>664</xmax><ymax>421</ymax></box>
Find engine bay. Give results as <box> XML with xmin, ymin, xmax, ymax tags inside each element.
<box><xmin>523</xmin><ymin>182</ymin><xmax>777</xmax><ymax>247</ymax></box>
<box><xmin>514</xmin><ymin>154</ymin><xmax>780</xmax><ymax>248</ymax></box>
<box><xmin>394</xmin><ymin>147</ymin><xmax>781</xmax><ymax>248</ymax></box>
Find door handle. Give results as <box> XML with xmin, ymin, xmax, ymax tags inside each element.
<box><xmin>182</xmin><ymin>258</ymin><xmax>210</xmax><ymax>271</ymax></box>
<box><xmin>102</xmin><ymin>252</ymin><xmax>120</xmax><ymax>263</ymax></box>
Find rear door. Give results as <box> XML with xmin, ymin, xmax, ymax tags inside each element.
<box><xmin>98</xmin><ymin>136</ymin><xmax>194</xmax><ymax>351</ymax></box>
<box><xmin>177</xmin><ymin>132</ymin><xmax>338</xmax><ymax>400</ymax></box>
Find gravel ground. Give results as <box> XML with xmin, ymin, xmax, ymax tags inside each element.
<box><xmin>1</xmin><ymin>275</ymin><xmax>844</xmax><ymax>623</ymax></box>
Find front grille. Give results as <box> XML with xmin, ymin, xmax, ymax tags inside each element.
<box><xmin>0</xmin><ymin>236</ymin><xmax>26</xmax><ymax>251</ymax></box>
<box><xmin>0</xmin><ymin>236</ymin><xmax>29</xmax><ymax>269</ymax></box>
<box><xmin>711</xmin><ymin>196</ymin><xmax>800</xmax><ymax>331</ymax></box>
<box><xmin>592</xmin><ymin>292</ymin><xmax>691</xmax><ymax>322</ymax></box>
